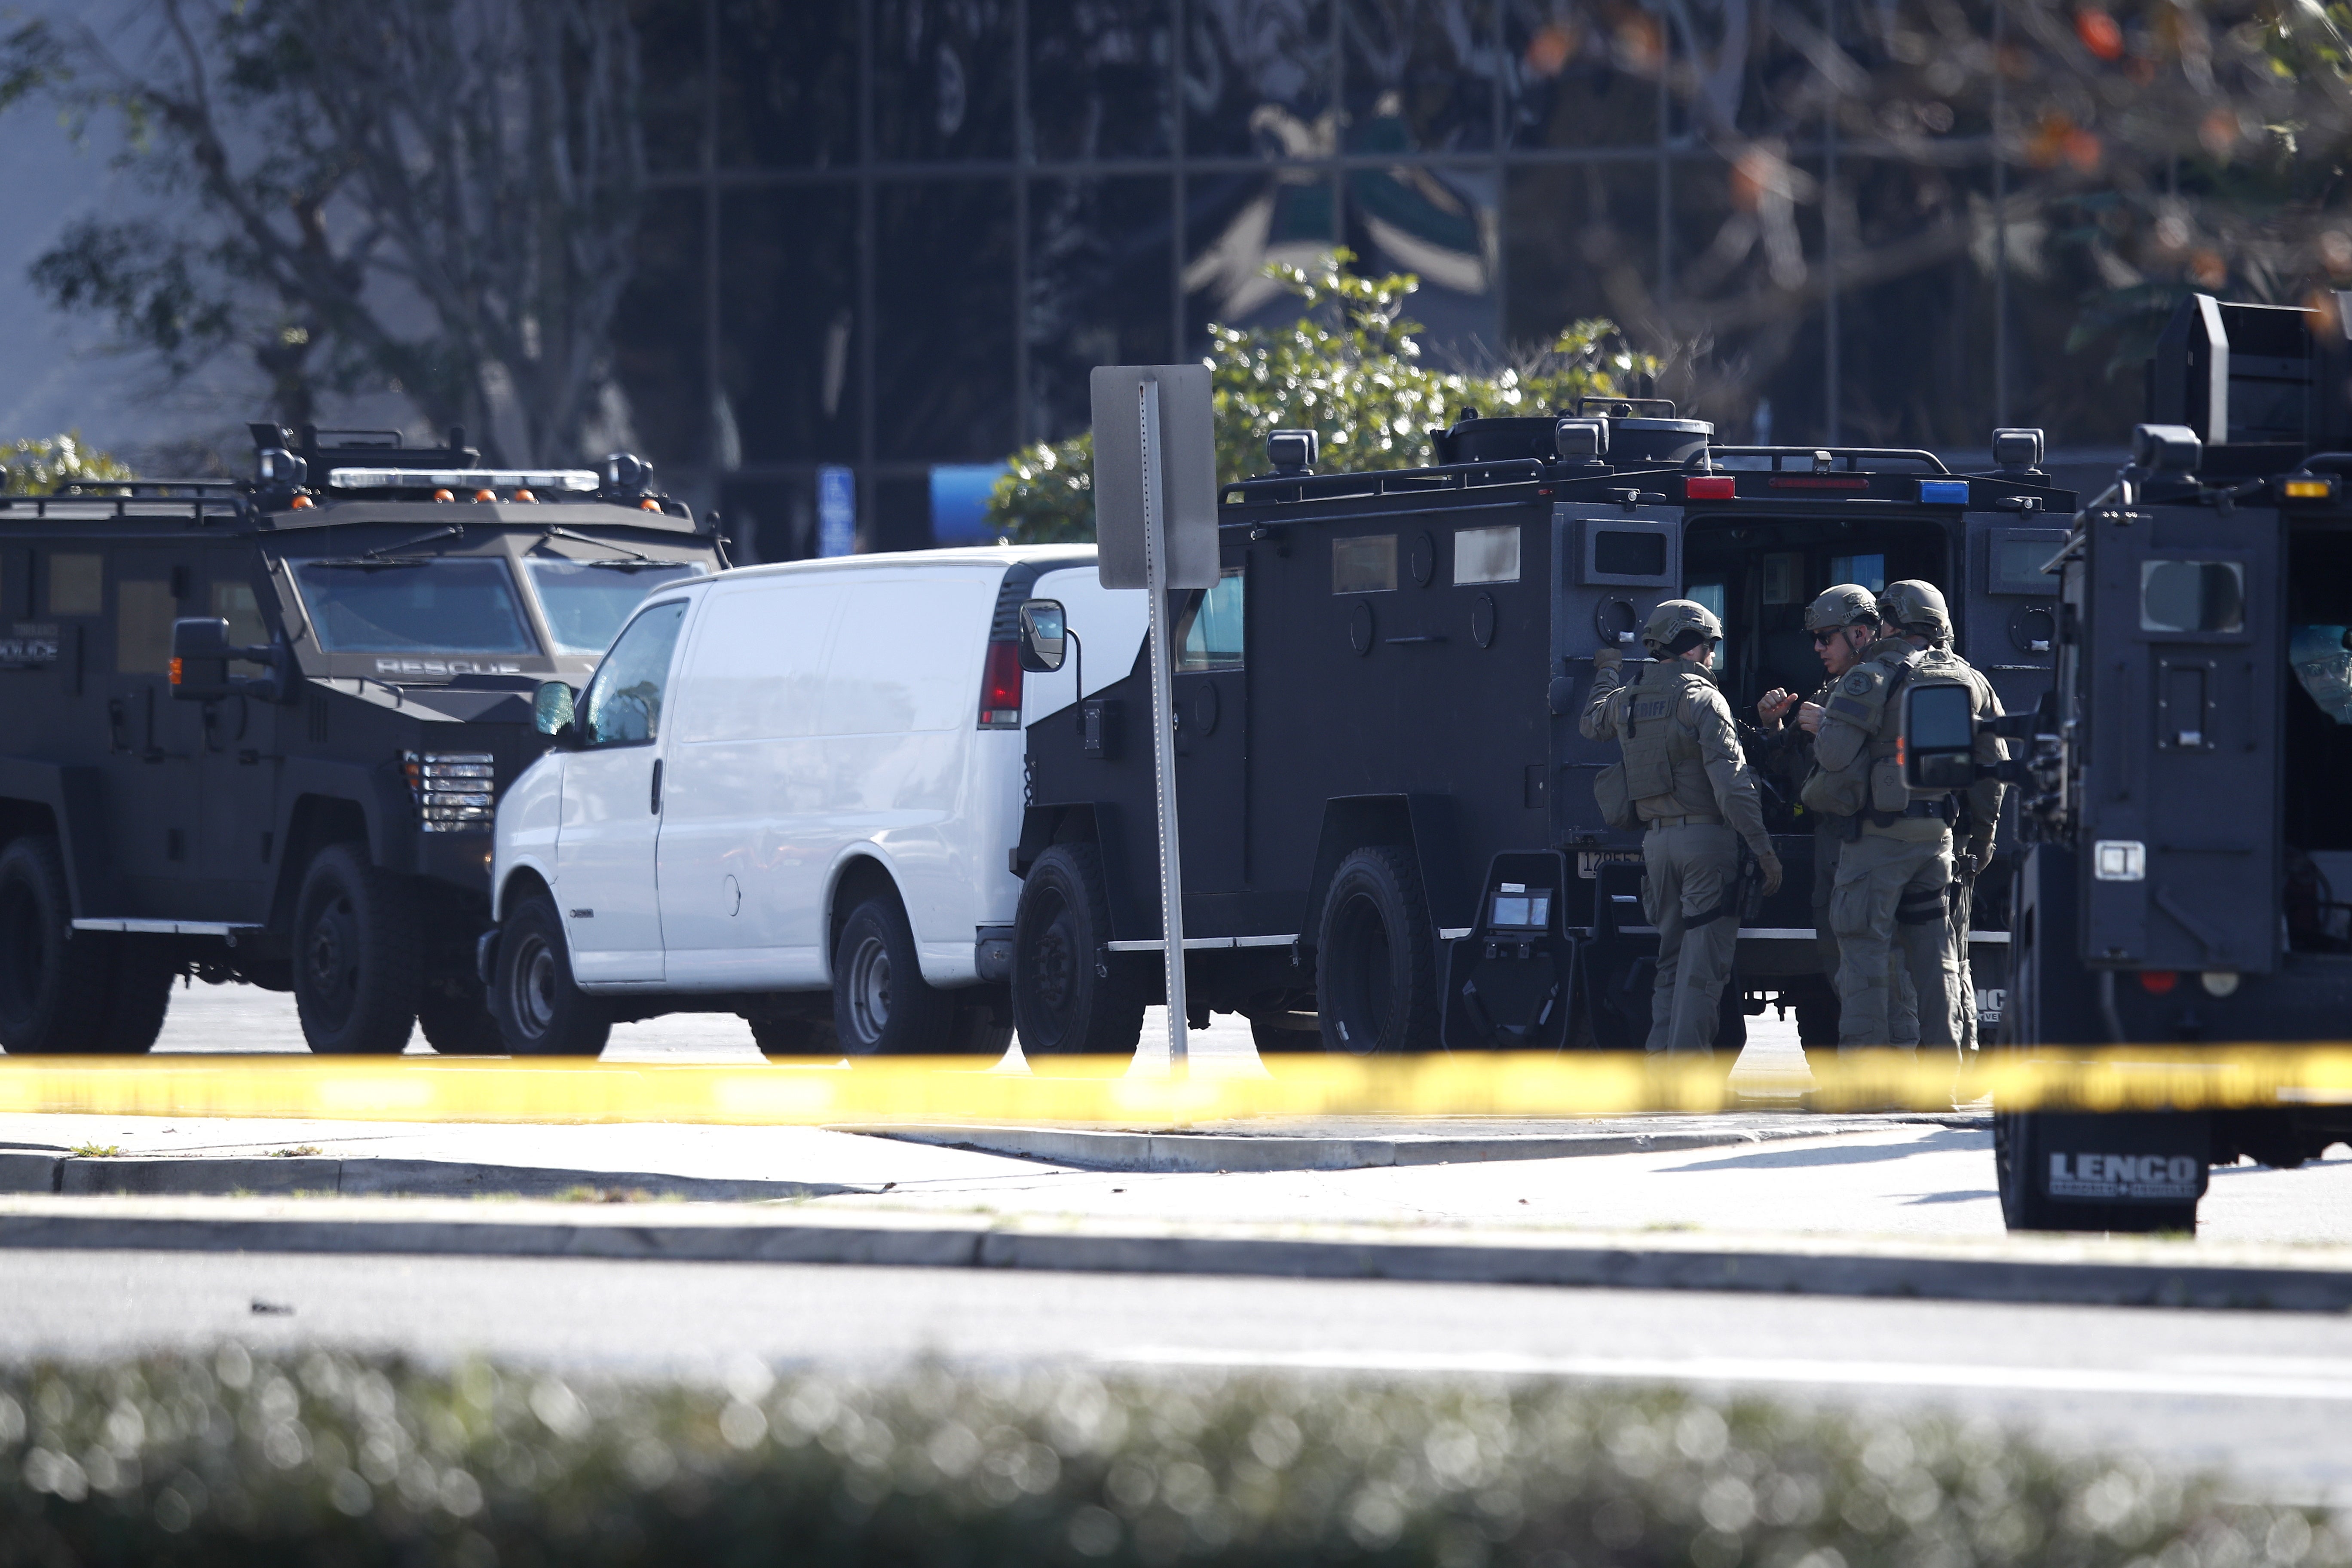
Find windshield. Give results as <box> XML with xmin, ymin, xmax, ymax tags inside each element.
<box><xmin>293</xmin><ymin>558</ymin><xmax>537</xmax><ymax>654</ymax></box>
<box><xmin>525</xmin><ymin>558</ymin><xmax>706</xmax><ymax>654</ymax></box>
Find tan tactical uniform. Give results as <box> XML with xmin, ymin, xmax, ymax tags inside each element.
<box><xmin>1752</xmin><ymin>680</ymin><xmax>1919</xmax><ymax>1046</ymax></box>
<box><xmin>1801</xmin><ymin>637</ymin><xmax>1965</xmax><ymax>1052</ymax></box>
<box><xmin>1915</xmin><ymin>644</ymin><xmax>2006</xmax><ymax>1049</ymax></box>
<box><xmin>1583</xmin><ymin>660</ymin><xmax>1774</xmax><ymax>1054</ymax></box>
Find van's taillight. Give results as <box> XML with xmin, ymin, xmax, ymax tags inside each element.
<box><xmin>980</xmin><ymin>639</ymin><xmax>1023</xmax><ymax>728</ymax></box>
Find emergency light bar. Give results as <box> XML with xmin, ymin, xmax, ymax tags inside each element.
<box><xmin>327</xmin><ymin>468</ymin><xmax>601</xmax><ymax>493</ymax></box>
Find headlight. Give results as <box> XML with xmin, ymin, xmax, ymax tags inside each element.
<box><xmin>402</xmin><ymin>750</ymin><xmax>497</xmax><ymax>831</ymax></box>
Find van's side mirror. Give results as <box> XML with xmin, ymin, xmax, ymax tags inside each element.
<box><xmin>533</xmin><ymin>681</ymin><xmax>580</xmax><ymax>747</ymax></box>
<box><xmin>1900</xmin><ymin>681</ymin><xmax>1979</xmax><ymax>791</ymax></box>
<box><xmin>169</xmin><ymin>618</ymin><xmax>235</xmax><ymax>701</ymax></box>
<box><xmin>1017</xmin><ymin>599</ymin><xmax>1067</xmax><ymax>673</ymax></box>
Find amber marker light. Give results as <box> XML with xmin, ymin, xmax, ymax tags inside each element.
<box><xmin>169</xmin><ymin>658</ymin><xmax>183</xmax><ymax>685</ymax></box>
<box><xmin>2282</xmin><ymin>477</ymin><xmax>2335</xmax><ymax>501</ymax></box>
<box><xmin>639</xmin><ymin>497</ymin><xmax>662</xmax><ymax>511</ymax></box>
<box><xmin>473</xmin><ymin>488</ymin><xmax>496</xmax><ymax>502</ymax></box>
<box><xmin>289</xmin><ymin>494</ymin><xmax>315</xmax><ymax>509</ymax></box>
<box><xmin>512</xmin><ymin>488</ymin><xmax>538</xmax><ymax>503</ymax></box>
<box><xmin>432</xmin><ymin>488</ymin><xmax>455</xmax><ymax>502</ymax></box>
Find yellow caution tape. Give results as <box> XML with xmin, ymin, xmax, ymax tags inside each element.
<box><xmin>0</xmin><ymin>1048</ymin><xmax>2349</xmax><ymax>1126</ymax></box>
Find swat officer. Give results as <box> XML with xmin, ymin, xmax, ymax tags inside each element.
<box><xmin>1877</xmin><ymin>579</ymin><xmax>2006</xmax><ymax>1049</ymax></box>
<box><xmin>1582</xmin><ymin>601</ymin><xmax>1783</xmax><ymax>1054</ymax></box>
<box><xmin>1753</xmin><ymin>584</ymin><xmax>1918</xmax><ymax>1054</ymax></box>
<box><xmin>1798</xmin><ymin>603</ymin><xmax>1965</xmax><ymax>1057</ymax></box>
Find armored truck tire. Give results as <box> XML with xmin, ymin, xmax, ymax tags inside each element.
<box><xmin>833</xmin><ymin>892</ymin><xmax>956</xmax><ymax>1055</ymax></box>
<box><xmin>0</xmin><ymin>834</ymin><xmax>170</xmax><ymax>1055</ymax></box>
<box><xmin>1249</xmin><ymin>1012</ymin><xmax>1324</xmax><ymax>1054</ymax></box>
<box><xmin>490</xmin><ymin>893</ymin><xmax>611</xmax><ymax>1056</ymax></box>
<box><xmin>745</xmin><ymin>1010</ymin><xmax>840</xmax><ymax>1055</ymax></box>
<box><xmin>292</xmin><ymin>844</ymin><xmax>422</xmax><ymax>1055</ymax></box>
<box><xmin>1316</xmin><ymin>846</ymin><xmax>1441</xmax><ymax>1054</ymax></box>
<box><xmin>416</xmin><ymin>981</ymin><xmax>506</xmax><ymax>1056</ymax></box>
<box><xmin>1010</xmin><ymin>843</ymin><xmax>1146</xmax><ymax>1056</ymax></box>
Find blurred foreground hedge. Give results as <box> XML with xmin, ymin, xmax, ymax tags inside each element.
<box><xmin>0</xmin><ymin>1350</ymin><xmax>2336</xmax><ymax>1567</ymax></box>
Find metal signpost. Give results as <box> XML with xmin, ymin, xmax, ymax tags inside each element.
<box><xmin>1090</xmin><ymin>365</ymin><xmax>1218</xmax><ymax>1069</ymax></box>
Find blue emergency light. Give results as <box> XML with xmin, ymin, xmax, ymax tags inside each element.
<box><xmin>1918</xmin><ymin>479</ymin><xmax>1971</xmax><ymax>506</ymax></box>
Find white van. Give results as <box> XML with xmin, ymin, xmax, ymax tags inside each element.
<box><xmin>485</xmin><ymin>545</ymin><xmax>1142</xmax><ymax>1054</ymax></box>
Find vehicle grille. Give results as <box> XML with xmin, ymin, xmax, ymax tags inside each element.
<box><xmin>402</xmin><ymin>751</ymin><xmax>496</xmax><ymax>832</ymax></box>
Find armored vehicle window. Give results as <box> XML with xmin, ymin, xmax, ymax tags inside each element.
<box><xmin>47</xmin><ymin>553</ymin><xmax>101</xmax><ymax>616</ymax></box>
<box><xmin>526</xmin><ymin>557</ymin><xmax>706</xmax><ymax>654</ymax></box>
<box><xmin>1591</xmin><ymin>530</ymin><xmax>1666</xmax><ymax>578</ymax></box>
<box><xmin>1687</xmin><ymin>580</ymin><xmax>1729</xmax><ymax>674</ymax></box>
<box><xmin>581</xmin><ymin>600</ymin><xmax>689</xmax><ymax>747</ymax></box>
<box><xmin>1332</xmin><ymin>535</ymin><xmax>1397</xmax><ymax>594</ymax></box>
<box><xmin>2141</xmin><ymin>560</ymin><xmax>2245</xmax><ymax>634</ymax></box>
<box><xmin>292</xmin><ymin>559</ymin><xmax>536</xmax><ymax>654</ymax></box>
<box><xmin>210</xmin><ymin>580</ymin><xmax>268</xmax><ymax>646</ymax></box>
<box><xmin>116</xmin><ymin>579</ymin><xmax>175</xmax><ymax>675</ymax></box>
<box><xmin>2291</xmin><ymin>625</ymin><xmax>2352</xmax><ymax>725</ymax></box>
<box><xmin>1176</xmin><ymin>569</ymin><xmax>1245</xmax><ymax>671</ymax></box>
<box><xmin>1454</xmin><ymin>525</ymin><xmax>1521</xmax><ymax>585</ymax></box>
<box><xmin>1828</xmin><ymin>552</ymin><xmax>1886</xmax><ymax>593</ymax></box>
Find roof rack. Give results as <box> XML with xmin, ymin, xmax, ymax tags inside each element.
<box><xmin>1223</xmin><ymin>457</ymin><xmax>1550</xmax><ymax>506</ymax></box>
<box><xmin>1700</xmin><ymin>445</ymin><xmax>1950</xmax><ymax>475</ymax></box>
<box><xmin>49</xmin><ymin>478</ymin><xmax>242</xmax><ymax>496</ymax></box>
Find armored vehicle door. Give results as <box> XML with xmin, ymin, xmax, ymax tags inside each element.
<box><xmin>1171</xmin><ymin>557</ymin><xmax>1248</xmax><ymax>893</ymax></box>
<box><xmin>1963</xmin><ymin>513</ymin><xmax>2067</xmax><ymax>715</ymax></box>
<box><xmin>195</xmin><ymin>547</ymin><xmax>280</xmax><ymax>915</ymax></box>
<box><xmin>1548</xmin><ymin>502</ymin><xmax>1683</xmax><ymax>842</ymax></box>
<box><xmin>104</xmin><ymin>544</ymin><xmax>210</xmax><ymax>914</ymax></box>
<box><xmin>2078</xmin><ymin>504</ymin><xmax>2282</xmax><ymax>975</ymax></box>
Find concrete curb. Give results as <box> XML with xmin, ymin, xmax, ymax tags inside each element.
<box><xmin>843</xmin><ymin>1114</ymin><xmax>1983</xmax><ymax>1173</ymax></box>
<box><xmin>0</xmin><ymin>1196</ymin><xmax>2344</xmax><ymax>1311</ymax></box>
<box><xmin>0</xmin><ymin>1153</ymin><xmax>850</xmax><ymax>1203</ymax></box>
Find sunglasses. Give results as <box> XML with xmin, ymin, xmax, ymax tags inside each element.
<box><xmin>1811</xmin><ymin>631</ymin><xmax>1844</xmax><ymax>647</ymax></box>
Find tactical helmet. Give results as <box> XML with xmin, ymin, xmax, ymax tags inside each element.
<box><xmin>1803</xmin><ymin>583</ymin><xmax>1881</xmax><ymax>634</ymax></box>
<box><xmin>1879</xmin><ymin>579</ymin><xmax>1953</xmax><ymax>641</ymax></box>
<box><xmin>1640</xmin><ymin>599</ymin><xmax>1724</xmax><ymax>652</ymax></box>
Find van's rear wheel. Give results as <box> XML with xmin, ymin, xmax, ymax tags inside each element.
<box><xmin>293</xmin><ymin>845</ymin><xmax>420</xmax><ymax>1055</ymax></box>
<box><xmin>492</xmin><ymin>894</ymin><xmax>610</xmax><ymax>1056</ymax></box>
<box><xmin>1011</xmin><ymin>844</ymin><xmax>1145</xmax><ymax>1056</ymax></box>
<box><xmin>833</xmin><ymin>893</ymin><xmax>955</xmax><ymax>1054</ymax></box>
<box><xmin>1315</xmin><ymin>846</ymin><xmax>1439</xmax><ymax>1054</ymax></box>
<box><xmin>0</xmin><ymin>834</ymin><xmax>168</xmax><ymax>1055</ymax></box>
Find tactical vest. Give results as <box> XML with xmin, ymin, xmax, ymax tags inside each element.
<box><xmin>1799</xmin><ymin>642</ymin><xmax>1972</xmax><ymax>819</ymax></box>
<box><xmin>1608</xmin><ymin>663</ymin><xmax>1723</xmax><ymax>821</ymax></box>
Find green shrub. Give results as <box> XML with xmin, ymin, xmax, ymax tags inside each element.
<box><xmin>2</xmin><ymin>433</ymin><xmax>133</xmax><ymax>496</ymax></box>
<box><xmin>986</xmin><ymin>251</ymin><xmax>1657</xmax><ymax>545</ymax></box>
<box><xmin>0</xmin><ymin>1350</ymin><xmax>2331</xmax><ymax>1567</ymax></box>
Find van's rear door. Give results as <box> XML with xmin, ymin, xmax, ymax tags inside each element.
<box><xmin>1964</xmin><ymin>512</ymin><xmax>2068</xmax><ymax>716</ymax></box>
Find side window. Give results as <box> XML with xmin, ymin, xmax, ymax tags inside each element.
<box><xmin>580</xmin><ymin>600</ymin><xmax>688</xmax><ymax>748</ymax></box>
<box><xmin>1332</xmin><ymin>535</ymin><xmax>1397</xmax><ymax>594</ymax></box>
<box><xmin>1175</xmin><ymin>569</ymin><xmax>1244</xmax><ymax>671</ymax></box>
<box><xmin>48</xmin><ymin>553</ymin><xmax>102</xmax><ymax>617</ymax></box>
<box><xmin>117</xmin><ymin>579</ymin><xmax>176</xmax><ymax>675</ymax></box>
<box><xmin>1686</xmin><ymin>580</ymin><xmax>1728</xmax><ymax>675</ymax></box>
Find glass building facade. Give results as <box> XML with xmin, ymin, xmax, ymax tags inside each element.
<box><xmin>616</xmin><ymin>0</ymin><xmax>2124</xmax><ymax>561</ymax></box>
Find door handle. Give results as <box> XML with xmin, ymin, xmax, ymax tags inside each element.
<box><xmin>650</xmin><ymin>757</ymin><xmax>664</xmax><ymax>815</ymax></box>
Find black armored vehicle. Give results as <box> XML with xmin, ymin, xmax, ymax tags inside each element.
<box><xmin>0</xmin><ymin>426</ymin><xmax>723</xmax><ymax>1056</ymax></box>
<box><xmin>1904</xmin><ymin>294</ymin><xmax>2352</xmax><ymax>1232</ymax></box>
<box><xmin>1007</xmin><ymin>401</ymin><xmax>2076</xmax><ymax>1055</ymax></box>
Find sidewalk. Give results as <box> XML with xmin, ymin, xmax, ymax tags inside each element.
<box><xmin>6</xmin><ymin>982</ymin><xmax>2351</xmax><ymax>1306</ymax></box>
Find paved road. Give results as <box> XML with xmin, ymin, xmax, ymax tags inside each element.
<box><xmin>6</xmin><ymin>1248</ymin><xmax>2349</xmax><ymax>1504</ymax></box>
<box><xmin>141</xmin><ymin>979</ymin><xmax>1819</xmax><ymax>1085</ymax></box>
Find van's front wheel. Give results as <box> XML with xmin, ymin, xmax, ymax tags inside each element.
<box><xmin>490</xmin><ymin>894</ymin><xmax>611</xmax><ymax>1056</ymax></box>
<box><xmin>1011</xmin><ymin>844</ymin><xmax>1145</xmax><ymax>1056</ymax></box>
